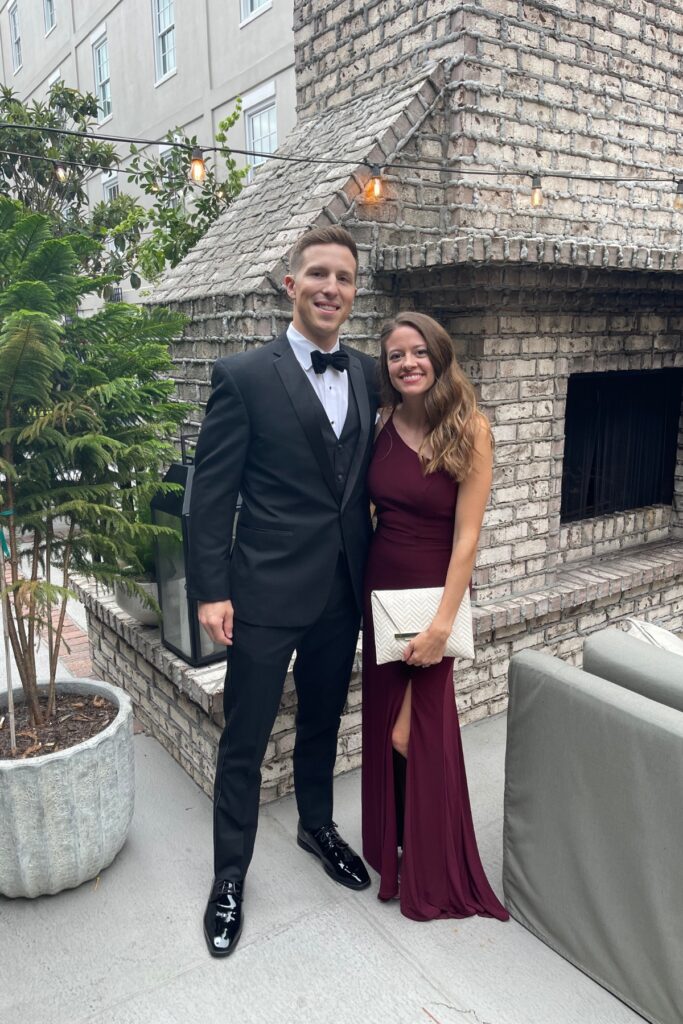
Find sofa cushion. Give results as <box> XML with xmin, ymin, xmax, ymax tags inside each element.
<box><xmin>505</xmin><ymin>649</ymin><xmax>683</xmax><ymax>1024</ymax></box>
<box><xmin>623</xmin><ymin>618</ymin><xmax>683</xmax><ymax>657</ymax></box>
<box><xmin>583</xmin><ymin>628</ymin><xmax>683</xmax><ymax>713</ymax></box>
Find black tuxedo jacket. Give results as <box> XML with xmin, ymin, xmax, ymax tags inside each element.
<box><xmin>187</xmin><ymin>332</ymin><xmax>379</xmax><ymax>627</ymax></box>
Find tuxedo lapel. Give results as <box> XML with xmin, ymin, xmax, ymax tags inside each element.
<box><xmin>273</xmin><ymin>335</ymin><xmax>339</xmax><ymax>502</ymax></box>
<box><xmin>340</xmin><ymin>350</ymin><xmax>371</xmax><ymax>511</ymax></box>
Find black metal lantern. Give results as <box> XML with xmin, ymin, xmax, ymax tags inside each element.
<box><xmin>150</xmin><ymin>448</ymin><xmax>227</xmax><ymax>667</ymax></box>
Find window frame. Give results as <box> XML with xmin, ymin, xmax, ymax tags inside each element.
<box><xmin>152</xmin><ymin>0</ymin><xmax>176</xmax><ymax>84</ymax></box>
<box><xmin>43</xmin><ymin>0</ymin><xmax>56</xmax><ymax>34</ymax></box>
<box><xmin>102</xmin><ymin>170</ymin><xmax>120</xmax><ymax>202</ymax></box>
<box><xmin>92</xmin><ymin>33</ymin><xmax>112</xmax><ymax>122</ymax></box>
<box><xmin>245</xmin><ymin>97</ymin><xmax>277</xmax><ymax>177</ymax></box>
<box><xmin>239</xmin><ymin>0</ymin><xmax>271</xmax><ymax>28</ymax></box>
<box><xmin>9</xmin><ymin>2</ymin><xmax>22</xmax><ymax>72</ymax></box>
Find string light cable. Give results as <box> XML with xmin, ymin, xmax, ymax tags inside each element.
<box><xmin>2</xmin><ymin>121</ymin><xmax>683</xmax><ymax>206</ymax></box>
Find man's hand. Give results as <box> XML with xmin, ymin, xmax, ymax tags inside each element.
<box><xmin>198</xmin><ymin>600</ymin><xmax>234</xmax><ymax>646</ymax></box>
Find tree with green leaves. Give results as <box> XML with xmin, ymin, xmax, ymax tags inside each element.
<box><xmin>0</xmin><ymin>82</ymin><xmax>117</xmax><ymax>221</ymax></box>
<box><xmin>124</xmin><ymin>104</ymin><xmax>246</xmax><ymax>282</ymax></box>
<box><xmin>0</xmin><ymin>82</ymin><xmax>246</xmax><ymax>288</ymax></box>
<box><xmin>0</xmin><ymin>196</ymin><xmax>191</xmax><ymax>739</ymax></box>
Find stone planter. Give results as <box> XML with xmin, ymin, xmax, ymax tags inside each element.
<box><xmin>114</xmin><ymin>579</ymin><xmax>159</xmax><ymax>626</ymax></box>
<box><xmin>0</xmin><ymin>678</ymin><xmax>135</xmax><ymax>899</ymax></box>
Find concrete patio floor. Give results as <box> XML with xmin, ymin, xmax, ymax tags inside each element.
<box><xmin>0</xmin><ymin>706</ymin><xmax>644</xmax><ymax>1024</ymax></box>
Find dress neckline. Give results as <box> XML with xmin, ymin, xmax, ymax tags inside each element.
<box><xmin>387</xmin><ymin>411</ymin><xmax>424</xmax><ymax>457</ymax></box>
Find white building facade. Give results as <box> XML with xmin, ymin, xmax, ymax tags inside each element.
<box><xmin>0</xmin><ymin>0</ymin><xmax>296</xmax><ymax>276</ymax></box>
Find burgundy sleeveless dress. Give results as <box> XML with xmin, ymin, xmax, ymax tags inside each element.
<box><xmin>362</xmin><ymin>416</ymin><xmax>509</xmax><ymax>922</ymax></box>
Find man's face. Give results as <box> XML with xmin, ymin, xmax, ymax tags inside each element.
<box><xmin>284</xmin><ymin>243</ymin><xmax>357</xmax><ymax>350</ymax></box>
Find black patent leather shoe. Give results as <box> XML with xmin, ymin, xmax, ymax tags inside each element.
<box><xmin>297</xmin><ymin>821</ymin><xmax>371</xmax><ymax>890</ymax></box>
<box><xmin>203</xmin><ymin>879</ymin><xmax>243</xmax><ymax>958</ymax></box>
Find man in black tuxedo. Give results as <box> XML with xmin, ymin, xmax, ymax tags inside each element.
<box><xmin>188</xmin><ymin>225</ymin><xmax>379</xmax><ymax>957</ymax></box>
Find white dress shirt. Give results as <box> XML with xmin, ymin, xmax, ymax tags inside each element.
<box><xmin>286</xmin><ymin>323</ymin><xmax>349</xmax><ymax>439</ymax></box>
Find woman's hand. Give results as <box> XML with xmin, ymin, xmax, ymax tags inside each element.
<box><xmin>403</xmin><ymin>625</ymin><xmax>450</xmax><ymax>668</ymax></box>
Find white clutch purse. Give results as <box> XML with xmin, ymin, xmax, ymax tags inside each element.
<box><xmin>370</xmin><ymin>587</ymin><xmax>475</xmax><ymax>665</ymax></box>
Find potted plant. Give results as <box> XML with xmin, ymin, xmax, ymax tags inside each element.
<box><xmin>0</xmin><ymin>197</ymin><xmax>190</xmax><ymax>897</ymax></box>
<box><xmin>114</xmin><ymin>506</ymin><xmax>161</xmax><ymax>626</ymax></box>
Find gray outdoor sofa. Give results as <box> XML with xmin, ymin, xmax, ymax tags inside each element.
<box><xmin>503</xmin><ymin>628</ymin><xmax>683</xmax><ymax>1024</ymax></box>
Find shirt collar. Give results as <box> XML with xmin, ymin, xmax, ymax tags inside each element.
<box><xmin>287</xmin><ymin>323</ymin><xmax>340</xmax><ymax>370</ymax></box>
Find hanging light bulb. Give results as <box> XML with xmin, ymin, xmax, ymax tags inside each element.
<box><xmin>530</xmin><ymin>173</ymin><xmax>543</xmax><ymax>208</ymax></box>
<box><xmin>189</xmin><ymin>147</ymin><xmax>206</xmax><ymax>184</ymax></box>
<box><xmin>363</xmin><ymin>164</ymin><xmax>384</xmax><ymax>202</ymax></box>
<box><xmin>674</xmin><ymin>180</ymin><xmax>683</xmax><ymax>211</ymax></box>
<box><xmin>54</xmin><ymin>161</ymin><xmax>68</xmax><ymax>183</ymax></box>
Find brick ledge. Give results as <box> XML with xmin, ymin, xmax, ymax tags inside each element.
<box><xmin>73</xmin><ymin>539</ymin><xmax>683</xmax><ymax>719</ymax></box>
<box><xmin>473</xmin><ymin>541</ymin><xmax>683</xmax><ymax>636</ymax></box>
<box><xmin>71</xmin><ymin>576</ymin><xmax>227</xmax><ymax>719</ymax></box>
<box><xmin>379</xmin><ymin>234</ymin><xmax>683</xmax><ymax>275</ymax></box>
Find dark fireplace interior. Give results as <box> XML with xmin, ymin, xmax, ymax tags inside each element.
<box><xmin>561</xmin><ymin>369</ymin><xmax>683</xmax><ymax>524</ymax></box>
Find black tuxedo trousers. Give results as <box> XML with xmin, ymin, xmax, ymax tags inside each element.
<box><xmin>187</xmin><ymin>333</ymin><xmax>379</xmax><ymax>883</ymax></box>
<box><xmin>215</xmin><ymin>554</ymin><xmax>360</xmax><ymax>881</ymax></box>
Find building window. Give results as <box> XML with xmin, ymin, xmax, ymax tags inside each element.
<box><xmin>93</xmin><ymin>36</ymin><xmax>112</xmax><ymax>120</ymax></box>
<box><xmin>240</xmin><ymin>0</ymin><xmax>270</xmax><ymax>22</ymax></box>
<box><xmin>153</xmin><ymin>0</ymin><xmax>175</xmax><ymax>81</ymax></box>
<box><xmin>9</xmin><ymin>3</ymin><xmax>22</xmax><ymax>71</ymax></box>
<box><xmin>246</xmin><ymin>102</ymin><xmax>277</xmax><ymax>169</ymax></box>
<box><xmin>560</xmin><ymin>369</ymin><xmax>683</xmax><ymax>523</ymax></box>
<box><xmin>43</xmin><ymin>0</ymin><xmax>56</xmax><ymax>33</ymax></box>
<box><xmin>102</xmin><ymin>172</ymin><xmax>119</xmax><ymax>201</ymax></box>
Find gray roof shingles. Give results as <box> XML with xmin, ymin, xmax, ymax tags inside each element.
<box><xmin>150</xmin><ymin>64</ymin><xmax>442</xmax><ymax>305</ymax></box>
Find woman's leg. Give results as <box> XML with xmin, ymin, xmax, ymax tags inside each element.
<box><xmin>391</xmin><ymin>681</ymin><xmax>412</xmax><ymax>757</ymax></box>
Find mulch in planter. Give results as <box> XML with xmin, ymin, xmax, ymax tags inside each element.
<box><xmin>0</xmin><ymin>693</ymin><xmax>118</xmax><ymax>760</ymax></box>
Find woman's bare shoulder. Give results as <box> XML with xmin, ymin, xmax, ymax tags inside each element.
<box><xmin>469</xmin><ymin>410</ymin><xmax>491</xmax><ymax>443</ymax></box>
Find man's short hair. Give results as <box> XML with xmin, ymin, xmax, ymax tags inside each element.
<box><xmin>288</xmin><ymin>225</ymin><xmax>358</xmax><ymax>276</ymax></box>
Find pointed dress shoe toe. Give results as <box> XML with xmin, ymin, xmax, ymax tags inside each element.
<box><xmin>203</xmin><ymin>879</ymin><xmax>244</xmax><ymax>958</ymax></box>
<box><xmin>297</xmin><ymin>821</ymin><xmax>371</xmax><ymax>890</ymax></box>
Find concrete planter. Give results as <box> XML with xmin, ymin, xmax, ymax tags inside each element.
<box><xmin>0</xmin><ymin>678</ymin><xmax>135</xmax><ymax>899</ymax></box>
<box><xmin>114</xmin><ymin>579</ymin><xmax>159</xmax><ymax>626</ymax></box>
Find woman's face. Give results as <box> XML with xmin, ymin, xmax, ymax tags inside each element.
<box><xmin>384</xmin><ymin>325</ymin><xmax>436</xmax><ymax>399</ymax></box>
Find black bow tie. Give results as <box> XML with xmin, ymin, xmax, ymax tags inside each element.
<box><xmin>311</xmin><ymin>349</ymin><xmax>350</xmax><ymax>374</ymax></box>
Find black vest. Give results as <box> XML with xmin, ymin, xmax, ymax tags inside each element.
<box><xmin>321</xmin><ymin>385</ymin><xmax>360</xmax><ymax>498</ymax></box>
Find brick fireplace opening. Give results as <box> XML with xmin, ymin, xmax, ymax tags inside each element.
<box><xmin>561</xmin><ymin>368</ymin><xmax>682</xmax><ymax>524</ymax></box>
<box><xmin>380</xmin><ymin>259</ymin><xmax>683</xmax><ymax>599</ymax></box>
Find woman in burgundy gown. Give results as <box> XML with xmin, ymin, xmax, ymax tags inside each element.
<box><xmin>362</xmin><ymin>311</ymin><xmax>508</xmax><ymax>923</ymax></box>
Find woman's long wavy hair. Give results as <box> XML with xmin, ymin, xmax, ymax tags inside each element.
<box><xmin>379</xmin><ymin>311</ymin><xmax>489</xmax><ymax>482</ymax></box>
